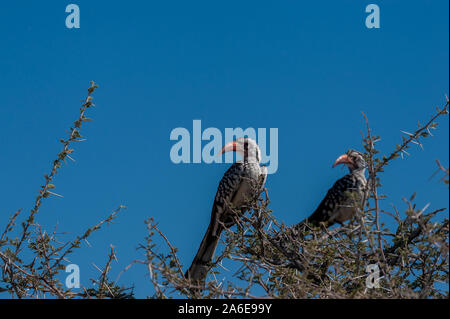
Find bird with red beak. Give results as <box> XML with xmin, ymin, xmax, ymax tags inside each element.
<box><xmin>333</xmin><ymin>150</ymin><xmax>367</xmax><ymax>173</ymax></box>
<box><xmin>219</xmin><ymin>137</ymin><xmax>262</xmax><ymax>164</ymax></box>
<box><xmin>278</xmin><ymin>150</ymin><xmax>367</xmax><ymax>240</ymax></box>
<box><xmin>186</xmin><ymin>137</ymin><xmax>267</xmax><ymax>285</ymax></box>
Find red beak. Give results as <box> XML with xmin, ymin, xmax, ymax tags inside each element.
<box><xmin>332</xmin><ymin>154</ymin><xmax>353</xmax><ymax>168</ymax></box>
<box><xmin>220</xmin><ymin>141</ymin><xmax>239</xmax><ymax>155</ymax></box>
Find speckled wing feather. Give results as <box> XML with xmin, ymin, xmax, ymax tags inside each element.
<box><xmin>306</xmin><ymin>173</ymin><xmax>365</xmax><ymax>227</ymax></box>
<box><xmin>185</xmin><ymin>162</ymin><xmax>266</xmax><ymax>282</ymax></box>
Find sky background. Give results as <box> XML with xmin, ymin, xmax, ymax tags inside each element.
<box><xmin>0</xmin><ymin>1</ymin><xmax>448</xmax><ymax>298</ymax></box>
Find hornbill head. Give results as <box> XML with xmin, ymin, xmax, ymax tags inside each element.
<box><xmin>220</xmin><ymin>137</ymin><xmax>261</xmax><ymax>163</ymax></box>
<box><xmin>332</xmin><ymin>149</ymin><xmax>367</xmax><ymax>172</ymax></box>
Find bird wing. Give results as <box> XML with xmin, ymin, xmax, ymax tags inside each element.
<box><xmin>186</xmin><ymin>162</ymin><xmax>267</xmax><ymax>282</ymax></box>
<box><xmin>185</xmin><ymin>162</ymin><xmax>246</xmax><ymax>282</ymax></box>
<box><xmin>306</xmin><ymin>174</ymin><xmax>359</xmax><ymax>226</ymax></box>
<box><xmin>259</xmin><ymin>165</ymin><xmax>268</xmax><ymax>193</ymax></box>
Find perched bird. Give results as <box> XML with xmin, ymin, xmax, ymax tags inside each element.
<box><xmin>185</xmin><ymin>137</ymin><xmax>267</xmax><ymax>284</ymax></box>
<box><xmin>295</xmin><ymin>149</ymin><xmax>367</xmax><ymax>231</ymax></box>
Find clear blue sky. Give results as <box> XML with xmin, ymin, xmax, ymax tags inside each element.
<box><xmin>0</xmin><ymin>1</ymin><xmax>448</xmax><ymax>298</ymax></box>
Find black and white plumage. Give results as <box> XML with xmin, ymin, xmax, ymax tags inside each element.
<box><xmin>294</xmin><ymin>150</ymin><xmax>367</xmax><ymax>232</ymax></box>
<box><xmin>185</xmin><ymin>137</ymin><xmax>267</xmax><ymax>283</ymax></box>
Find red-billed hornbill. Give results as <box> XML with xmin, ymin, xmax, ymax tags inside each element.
<box><xmin>185</xmin><ymin>137</ymin><xmax>267</xmax><ymax>283</ymax></box>
<box><xmin>294</xmin><ymin>149</ymin><xmax>367</xmax><ymax>232</ymax></box>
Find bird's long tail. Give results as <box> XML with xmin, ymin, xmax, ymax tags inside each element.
<box><xmin>185</xmin><ymin>220</ymin><xmax>223</xmax><ymax>284</ymax></box>
<box><xmin>272</xmin><ymin>219</ymin><xmax>306</xmax><ymax>245</ymax></box>
<box><xmin>271</xmin><ymin>216</ymin><xmax>324</xmax><ymax>249</ymax></box>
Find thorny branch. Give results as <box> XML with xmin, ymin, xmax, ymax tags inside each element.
<box><xmin>0</xmin><ymin>87</ymin><xmax>448</xmax><ymax>299</ymax></box>
<box><xmin>0</xmin><ymin>82</ymin><xmax>132</xmax><ymax>299</ymax></box>
<box><xmin>140</xmin><ymin>97</ymin><xmax>448</xmax><ymax>299</ymax></box>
